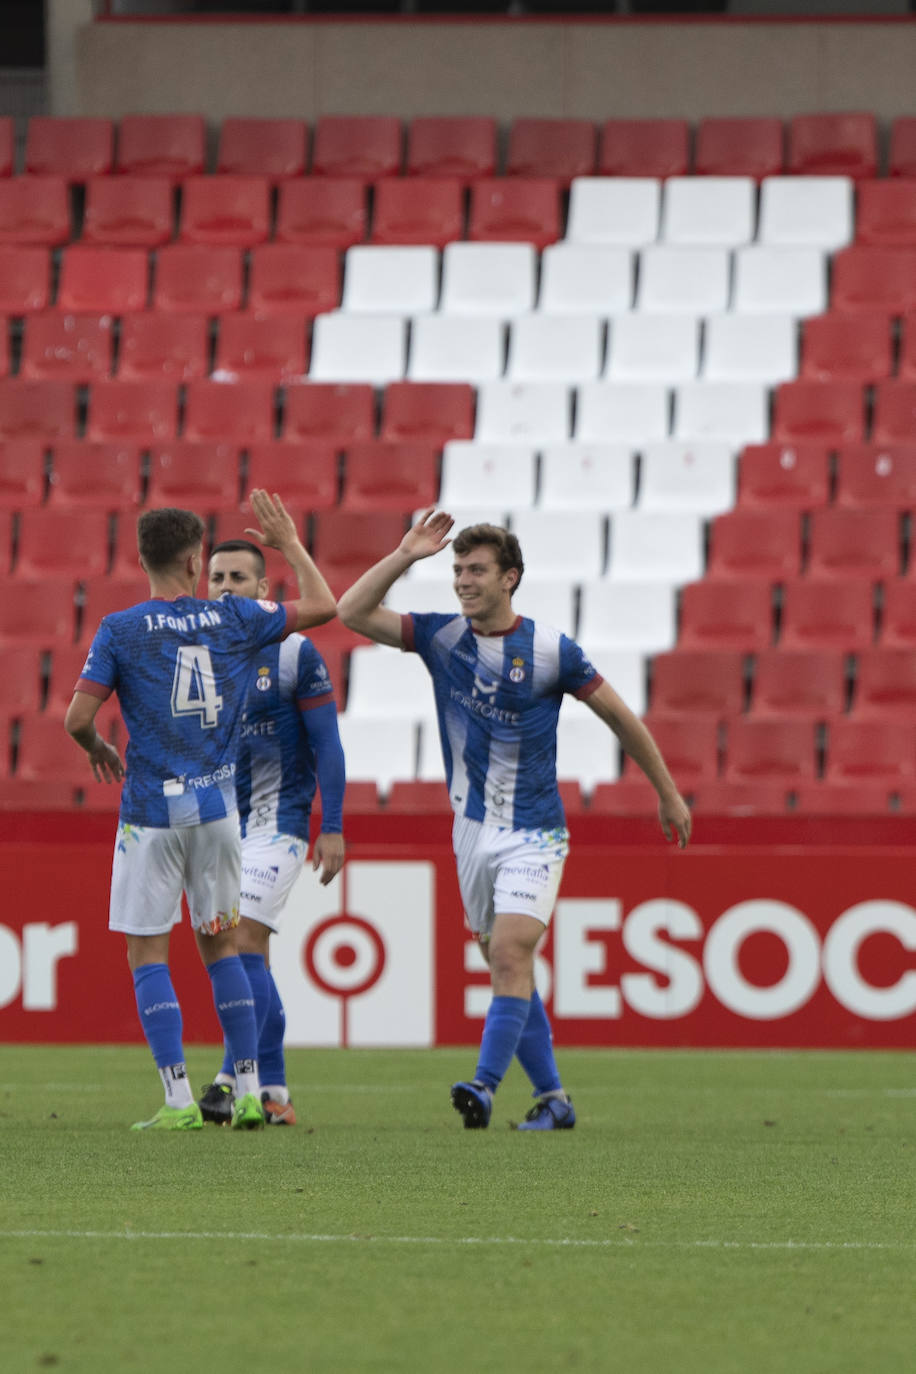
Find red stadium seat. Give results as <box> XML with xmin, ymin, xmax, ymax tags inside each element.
<box><xmin>47</xmin><ymin>441</ymin><xmax>141</xmax><ymax>510</ymax></box>
<box><xmin>724</xmin><ymin>716</ymin><xmax>818</xmax><ymax>784</ymax></box>
<box><xmin>694</xmin><ymin>117</ymin><xmax>783</xmax><ymax>179</ymax></box>
<box><xmin>274</xmin><ymin>179</ymin><xmax>367</xmax><ymax>249</ymax></box>
<box><xmin>736</xmin><ymin>443</ymin><xmax>830</xmax><ymax>511</ymax></box>
<box><xmin>799</xmin><ymin>313</ymin><xmax>892</xmax><ymax>383</ymax></box>
<box><xmin>0</xmin><ymin>315</ymin><xmax>8</xmax><ymax>378</ymax></box>
<box><xmin>0</xmin><ymin>118</ymin><xmax>12</xmax><ymax>177</ymax></box>
<box><xmin>25</xmin><ymin>117</ymin><xmax>113</xmax><ymax>181</ymax></box>
<box><xmin>771</xmin><ymin>380</ymin><xmax>865</xmax><ymax>444</ymax></box>
<box><xmin>468</xmin><ymin>178</ymin><xmax>560</xmax><ymax>249</ymax></box>
<box><xmin>183</xmin><ymin>379</ymin><xmax>276</xmax><ymax>443</ymax></box>
<box><xmin>311</xmin><ymin>116</ymin><xmax>402</xmax><ymax>181</ymax></box>
<box><xmin>855</xmin><ymin>179</ymin><xmax>916</xmax><ymax>248</ymax></box>
<box><xmin>282</xmin><ymin>383</ymin><xmax>376</xmax><ymax>443</ymax></box>
<box><xmin>117</xmin><ymin>312</ymin><xmax>210</xmax><ymax>382</ymax></box>
<box><xmin>677</xmin><ymin>580</ymin><xmax>774</xmax><ymax>653</ymax></box>
<box><xmin>852</xmin><ymin>648</ymin><xmax>916</xmax><ymax>719</ymax></box>
<box><xmin>116</xmin><ymin>114</ymin><xmax>206</xmax><ymax>180</ymax></box>
<box><xmin>880</xmin><ymin>580</ymin><xmax>916</xmax><ymax>646</ymax></box>
<box><xmin>80</xmin><ymin>175</ymin><xmax>173</xmax><ymax>248</ymax></box>
<box><xmin>806</xmin><ymin>507</ymin><xmax>901</xmax><ymax>581</ymax></box>
<box><xmin>788</xmin><ymin>113</ymin><xmax>877</xmax><ymax>179</ymax></box>
<box><xmin>588</xmin><ymin>777</ymin><xmax>661</xmax><ymax>817</ymax></box>
<box><xmin>705</xmin><ymin>510</ymin><xmax>802</xmax><ymax>582</ymax></box>
<box><xmin>872</xmin><ymin>381</ymin><xmax>916</xmax><ymax>444</ymax></box>
<box><xmin>649</xmin><ymin>650</ymin><xmax>746</xmax><ymax>718</ymax></box>
<box><xmin>153</xmin><ymin>244</ymin><xmax>243</xmax><ymax>314</ymax></box>
<box><xmin>897</xmin><ymin>315</ymin><xmax>916</xmax><ymax>381</ymax></box>
<box><xmin>0</xmin><ymin>507</ymin><xmax>10</xmax><ymax>570</ymax></box>
<box><xmin>831</xmin><ymin>245</ymin><xmax>916</xmax><ymax>316</ymax></box>
<box><xmin>244</xmin><ymin>441</ymin><xmax>339</xmax><ymax>514</ymax></box>
<box><xmin>310</xmin><ymin>510</ymin><xmax>408</xmax><ymax>594</ymax></box>
<box><xmin>213</xmin><ymin>316</ymin><xmax>308</xmax><ymax>384</ymax></box>
<box><xmin>825</xmin><ymin>717</ymin><xmax>916</xmax><ymax>782</ymax></box>
<box><xmin>406</xmin><ymin>117</ymin><xmax>496</xmax><ymax>182</ymax></box>
<box><xmin>0</xmin><ymin>578</ymin><xmax>74</xmax><ymax>645</ymax></box>
<box><xmin>0</xmin><ymin>440</ymin><xmax>45</xmax><ymax>508</ymax></box>
<box><xmin>16</xmin><ymin>712</ymin><xmax>109</xmax><ymax>785</ymax></box>
<box><xmin>56</xmin><ymin>246</ymin><xmax>149</xmax><ymax>314</ymax></box>
<box><xmin>750</xmin><ymin>649</ymin><xmax>848</xmax><ymax>720</ymax></box>
<box><xmin>385</xmin><ymin>780</ymin><xmax>453</xmax><ymax>815</ymax></box>
<box><xmin>792</xmin><ymin>780</ymin><xmax>895</xmax><ymax>815</ymax></box>
<box><xmin>506</xmin><ymin>118</ymin><xmax>596</xmax><ymax>185</ymax></box>
<box><xmin>0</xmin><ymin>175</ymin><xmax>70</xmax><ymax>245</ymax></box>
<box><xmin>247</xmin><ymin>244</ymin><xmax>340</xmax><ymax>318</ymax></box>
<box><xmin>20</xmin><ymin>313</ymin><xmax>113</xmax><ymax>382</ymax></box>
<box><xmin>85</xmin><ymin>379</ymin><xmax>178</xmax><ymax>442</ymax></box>
<box><xmin>627</xmin><ymin>714</ymin><xmax>719</xmax><ymax>783</ymax></box>
<box><xmin>78</xmin><ymin>574</ymin><xmax>150</xmax><ymax>643</ymax></box>
<box><xmin>835</xmin><ymin>442</ymin><xmax>916</xmax><ymax>509</ymax></box>
<box><xmin>45</xmin><ymin>644</ymin><xmax>109</xmax><ymax>718</ymax></box>
<box><xmin>217</xmin><ymin>117</ymin><xmax>307</xmax><ymax>180</ymax></box>
<box><xmin>179</xmin><ymin>175</ymin><xmax>270</xmax><ymax>247</ymax></box>
<box><xmin>145</xmin><ymin>441</ymin><xmax>241</xmax><ymax>513</ymax></box>
<box><xmin>0</xmin><ymin>379</ymin><xmax>75</xmax><ymax>440</ymax></box>
<box><xmin>370</xmin><ymin>178</ymin><xmax>464</xmax><ymax>249</ymax></box>
<box><xmin>340</xmin><ymin>441</ymin><xmax>439</xmax><ymax>512</ymax></box>
<box><xmin>889</xmin><ymin>118</ymin><xmax>916</xmax><ymax>178</ymax></box>
<box><xmin>0</xmin><ymin>644</ymin><xmax>46</xmax><ymax>716</ymax></box>
<box><xmin>690</xmin><ymin>780</ymin><xmax>792</xmax><ymax>815</ymax></box>
<box><xmin>380</xmin><ymin>382</ymin><xmax>474</xmax><ymax>443</ymax></box>
<box><xmin>779</xmin><ymin>578</ymin><xmax>876</xmax><ymax>651</ymax></box>
<box><xmin>0</xmin><ymin>246</ymin><xmax>50</xmax><ymax>313</ymax></box>
<box><xmin>15</xmin><ymin>508</ymin><xmax>110</xmax><ymax>580</ymax></box>
<box><xmin>598</xmin><ymin>119</ymin><xmax>689</xmax><ymax>178</ymax></box>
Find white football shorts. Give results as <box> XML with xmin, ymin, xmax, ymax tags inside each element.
<box><xmin>452</xmin><ymin>814</ymin><xmax>570</xmax><ymax>939</ymax></box>
<box><xmin>239</xmin><ymin>830</ymin><xmax>309</xmax><ymax>932</ymax></box>
<box><xmin>108</xmin><ymin>814</ymin><xmax>242</xmax><ymax>937</ymax></box>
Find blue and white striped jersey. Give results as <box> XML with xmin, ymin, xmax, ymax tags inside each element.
<box><xmin>403</xmin><ymin>612</ymin><xmax>602</xmax><ymax>830</ymax></box>
<box><xmin>76</xmin><ymin>594</ymin><xmax>294</xmax><ymax>828</ymax></box>
<box><xmin>235</xmin><ymin>633</ymin><xmax>342</xmax><ymax>843</ymax></box>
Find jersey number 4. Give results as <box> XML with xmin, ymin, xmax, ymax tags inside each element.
<box><xmin>171</xmin><ymin>645</ymin><xmax>224</xmax><ymax>729</ymax></box>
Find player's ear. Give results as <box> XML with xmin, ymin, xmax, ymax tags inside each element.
<box><xmin>258</xmin><ymin>577</ymin><xmax>270</xmax><ymax>599</ymax></box>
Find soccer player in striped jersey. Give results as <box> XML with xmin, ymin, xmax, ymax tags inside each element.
<box><xmin>65</xmin><ymin>492</ymin><xmax>336</xmax><ymax>1132</ymax></box>
<box><xmin>196</xmin><ymin>537</ymin><xmax>345</xmax><ymax>1127</ymax></box>
<box><xmin>338</xmin><ymin>509</ymin><xmax>691</xmax><ymax>1131</ymax></box>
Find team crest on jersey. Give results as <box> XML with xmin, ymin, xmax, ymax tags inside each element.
<box><xmin>509</xmin><ymin>656</ymin><xmax>526</xmax><ymax>683</ymax></box>
<box><xmin>255</xmin><ymin>666</ymin><xmax>271</xmax><ymax>692</ymax></box>
<box><xmin>256</xmin><ymin>598</ymin><xmax>278</xmax><ymax>613</ymax></box>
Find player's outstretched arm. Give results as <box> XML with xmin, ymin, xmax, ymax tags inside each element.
<box><xmin>245</xmin><ymin>489</ymin><xmax>337</xmax><ymax>631</ymax></box>
<box><xmin>64</xmin><ymin>691</ymin><xmax>125</xmax><ymax>784</ymax></box>
<box><xmin>584</xmin><ymin>681</ymin><xmax>692</xmax><ymax>849</ymax></box>
<box><xmin>337</xmin><ymin>507</ymin><xmax>454</xmax><ymax>648</ymax></box>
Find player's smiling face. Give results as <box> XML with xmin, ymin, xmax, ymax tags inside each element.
<box><xmin>208</xmin><ymin>551</ymin><xmax>269</xmax><ymax>602</ymax></box>
<box><xmin>453</xmin><ymin>545</ymin><xmax>517</xmax><ymax>628</ymax></box>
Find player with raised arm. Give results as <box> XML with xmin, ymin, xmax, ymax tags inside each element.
<box><xmin>65</xmin><ymin>492</ymin><xmax>336</xmax><ymax>1131</ymax></box>
<box><xmin>337</xmin><ymin>509</ymin><xmax>691</xmax><ymax>1131</ymax></box>
<box><xmin>196</xmin><ymin>537</ymin><xmax>345</xmax><ymax>1127</ymax></box>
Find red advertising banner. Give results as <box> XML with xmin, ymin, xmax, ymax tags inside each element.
<box><xmin>1</xmin><ymin>813</ymin><xmax>915</xmax><ymax>1049</ymax></box>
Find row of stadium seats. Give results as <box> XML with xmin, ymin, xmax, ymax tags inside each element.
<box><xmin>4</xmin><ymin>438</ymin><xmax>916</xmax><ymax>516</ymax></box>
<box><xmin>8</xmin><ymin>174</ymin><xmax>916</xmax><ymax>251</ymax></box>
<box><xmin>5</xmin><ymin>310</ymin><xmax>916</xmax><ymax>387</ymax></box>
<box><xmin>7</xmin><ymin>113</ymin><xmax>915</xmax><ymax>184</ymax></box>
<box><xmin>3</xmin><ymin>375</ymin><xmax>916</xmax><ymax>444</ymax></box>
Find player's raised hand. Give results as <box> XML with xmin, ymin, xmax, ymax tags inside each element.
<box><xmin>399</xmin><ymin>507</ymin><xmax>454</xmax><ymax>562</ymax></box>
<box><xmin>245</xmin><ymin>490</ymin><xmax>300</xmax><ymax>553</ymax></box>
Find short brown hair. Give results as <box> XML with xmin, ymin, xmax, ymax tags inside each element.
<box><xmin>137</xmin><ymin>507</ymin><xmax>205</xmax><ymax>573</ymax></box>
<box><xmin>452</xmin><ymin>523</ymin><xmax>524</xmax><ymax>594</ymax></box>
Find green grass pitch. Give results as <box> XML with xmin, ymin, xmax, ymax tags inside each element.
<box><xmin>3</xmin><ymin>1044</ymin><xmax>916</xmax><ymax>1374</ymax></box>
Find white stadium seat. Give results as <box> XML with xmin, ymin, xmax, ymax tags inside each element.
<box><xmin>509</xmin><ymin>508</ymin><xmax>606</xmax><ymax>580</ymax></box>
<box><xmin>537</xmin><ymin>243</ymin><xmax>634</xmax><ymax>315</ymax></box>
<box><xmin>336</xmin><ymin>715</ymin><xmax>418</xmax><ymax>796</ymax></box>
<box><xmin>506</xmin><ymin>314</ymin><xmax>603</xmax><ymax>382</ymax></box>
<box><xmin>578</xmin><ymin>578</ymin><xmax>677</xmax><ymax>653</ymax></box>
<box><xmin>417</xmin><ymin>719</ymin><xmax>446</xmax><ymax>781</ymax></box>
<box><xmin>636</xmin><ymin>246</ymin><xmax>731</xmax><ymax>314</ymax></box>
<box><xmin>576</xmin><ymin>648</ymin><xmax>648</xmax><ymax>716</ymax></box>
<box><xmin>556</xmin><ymin>706</ymin><xmax>620</xmax><ymax>793</ymax></box>
<box><xmin>732</xmin><ymin>246</ymin><xmax>827</xmax><ymax>316</ymax></box>
<box><xmin>702</xmin><ymin>313</ymin><xmax>797</xmax><ymax>383</ymax></box>
<box><xmin>439</xmin><ymin>441</ymin><xmax>537</xmax><ymax>510</ymax></box>
<box><xmin>407</xmin><ymin>315</ymin><xmax>505</xmax><ymax>382</ymax></box>
<box><xmin>539</xmin><ymin>442</ymin><xmax>635</xmax><ymax>511</ymax></box>
<box><xmin>440</xmin><ymin>242</ymin><xmax>536</xmax><ymax>316</ymax></box>
<box><xmin>661</xmin><ymin>176</ymin><xmax>756</xmax><ymax>247</ymax></box>
<box><xmin>309</xmin><ymin>313</ymin><xmax>406</xmax><ymax>383</ymax></box>
<box><xmin>607</xmin><ymin>510</ymin><xmax>704</xmax><ymax>584</ymax></box>
<box><xmin>575</xmin><ymin>381</ymin><xmax>670</xmax><ymax>443</ymax></box>
<box><xmin>637</xmin><ymin>440</ymin><xmax>736</xmax><ymax>517</ymax></box>
<box><xmin>758</xmin><ymin>175</ymin><xmax>854</xmax><ymax>251</ymax></box>
<box><xmin>511</xmin><ymin>577</ymin><xmax>577</xmax><ymax>637</ymax></box>
<box><xmin>605</xmin><ymin>314</ymin><xmax>699</xmax><ymax>382</ymax></box>
<box><xmin>345</xmin><ymin>646</ymin><xmax>437</xmax><ymax>720</ymax></box>
<box><xmin>341</xmin><ymin>245</ymin><xmax>439</xmax><ymax>314</ymax></box>
<box><xmin>673</xmin><ymin>380</ymin><xmax>768</xmax><ymax>444</ymax></box>
<box><xmin>566</xmin><ymin>177</ymin><xmax>661</xmax><ymax>247</ymax></box>
<box><xmin>475</xmin><ymin>381</ymin><xmax>571</xmax><ymax>442</ymax></box>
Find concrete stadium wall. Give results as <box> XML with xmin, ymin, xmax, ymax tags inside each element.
<box><xmin>52</xmin><ymin>11</ymin><xmax>916</xmax><ymax>128</ymax></box>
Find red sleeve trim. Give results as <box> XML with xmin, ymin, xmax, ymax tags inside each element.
<box><xmin>574</xmin><ymin>673</ymin><xmax>604</xmax><ymax>701</ymax></box>
<box><xmin>74</xmin><ymin>677</ymin><xmax>113</xmax><ymax>701</ymax></box>
<box><xmin>297</xmin><ymin>691</ymin><xmax>334</xmax><ymax>713</ymax></box>
<box><xmin>280</xmin><ymin>603</ymin><xmax>298</xmax><ymax>639</ymax></box>
<box><xmin>400</xmin><ymin>613</ymin><xmax>415</xmax><ymax>652</ymax></box>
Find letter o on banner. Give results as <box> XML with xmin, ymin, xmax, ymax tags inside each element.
<box><xmin>823</xmin><ymin>900</ymin><xmax>916</xmax><ymax>1021</ymax></box>
<box><xmin>704</xmin><ymin>900</ymin><xmax>822</xmax><ymax>1020</ymax></box>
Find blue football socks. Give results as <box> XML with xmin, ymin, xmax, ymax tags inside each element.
<box><xmin>258</xmin><ymin>969</ymin><xmax>287</xmax><ymax>1089</ymax></box>
<box><xmin>474</xmin><ymin>995</ymin><xmax>531</xmax><ymax>1092</ymax></box>
<box><xmin>219</xmin><ymin>952</ymin><xmax>271</xmax><ymax>1079</ymax></box>
<box><xmin>207</xmin><ymin>954</ymin><xmax>259</xmax><ymax>1070</ymax></box>
<box><xmin>132</xmin><ymin>962</ymin><xmax>184</xmax><ymax>1069</ymax></box>
<box><xmin>514</xmin><ymin>989</ymin><xmax>563</xmax><ymax>1097</ymax></box>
